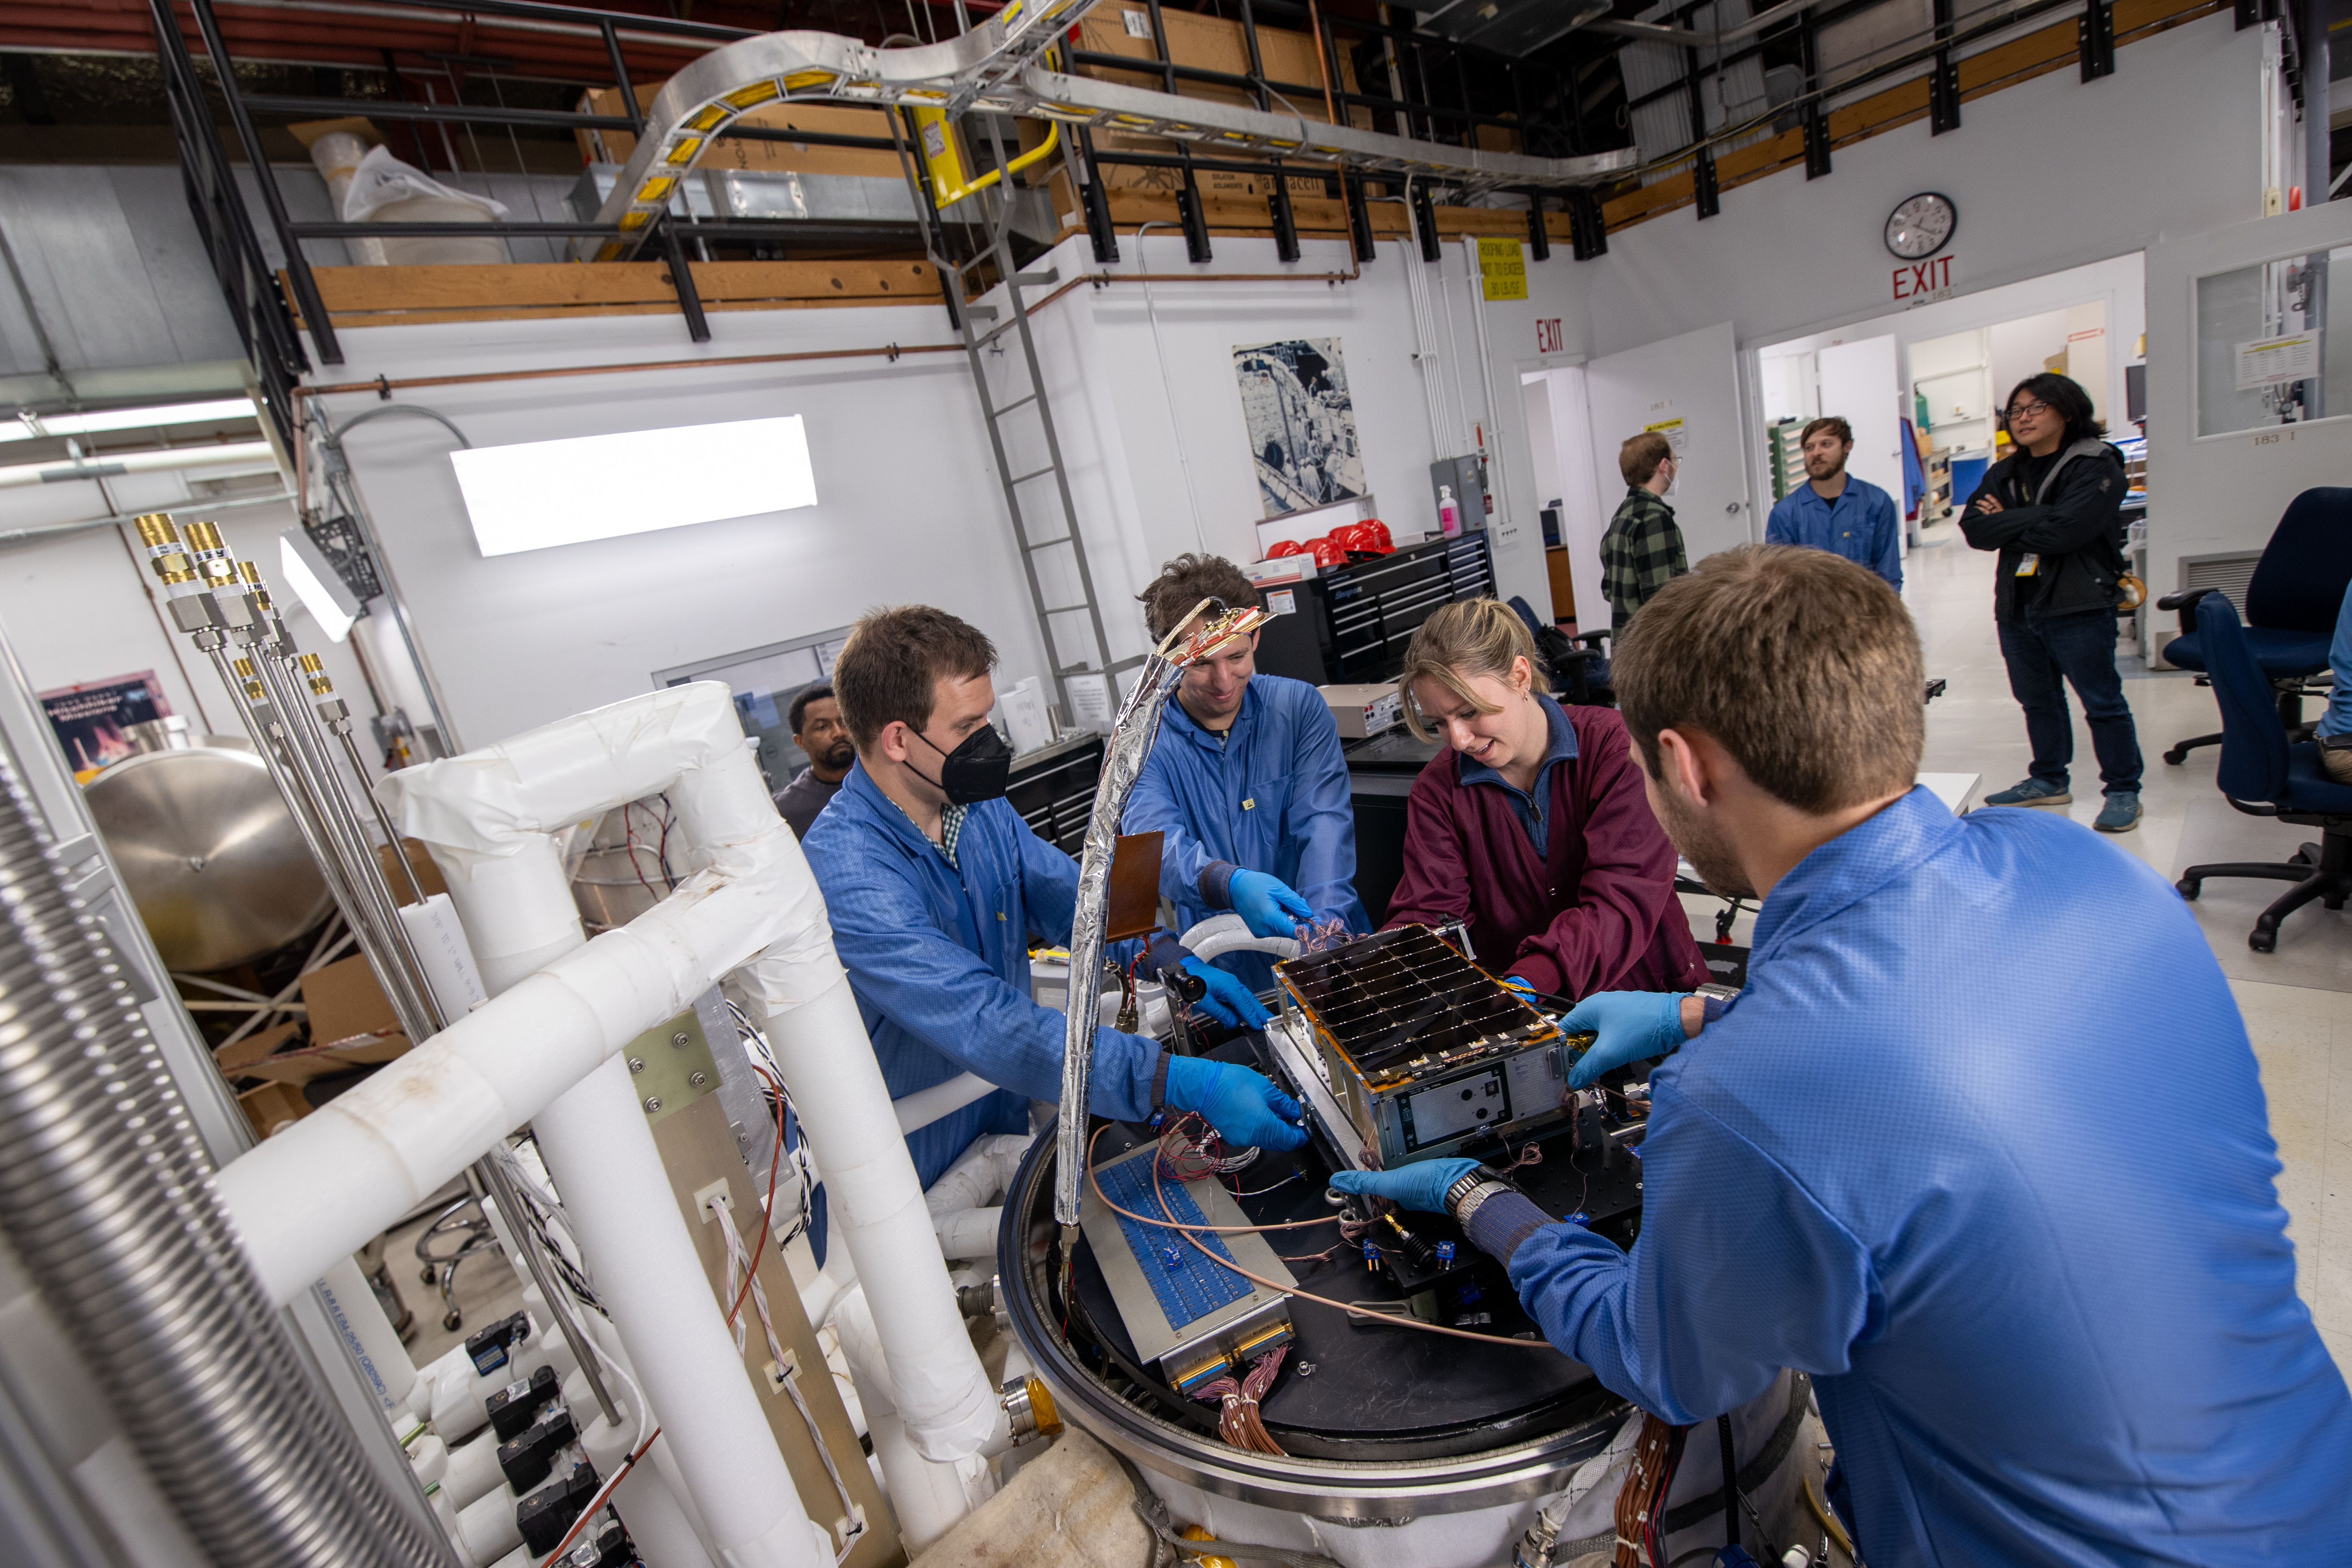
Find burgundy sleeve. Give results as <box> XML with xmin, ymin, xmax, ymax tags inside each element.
<box><xmin>1378</xmin><ymin>760</ymin><xmax>1473</xmax><ymax>931</ymax></box>
<box><xmin>1507</xmin><ymin>713</ymin><xmax>1684</xmax><ymax>998</ymax></box>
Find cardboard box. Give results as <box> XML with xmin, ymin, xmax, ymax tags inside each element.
<box><xmin>1071</xmin><ymin>5</ymin><xmax>1369</xmax><ymax>200</ymax></box>
<box><xmin>301</xmin><ymin>953</ymin><xmax>402</xmax><ymax>1049</ymax></box>
<box><xmin>1319</xmin><ymin>683</ymin><xmax>1403</xmax><ymax>739</ymax></box>
<box><xmin>574</xmin><ymin>85</ymin><xmax>901</xmax><ymax>179</ymax></box>
<box><xmin>238</xmin><ymin>1079</ymin><xmax>310</xmax><ymax>1139</ymax></box>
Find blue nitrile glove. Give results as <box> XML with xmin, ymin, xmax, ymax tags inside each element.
<box><xmin>1562</xmin><ymin>990</ymin><xmax>1692</xmax><ymax>1090</ymax></box>
<box><xmin>1329</xmin><ymin>1158</ymin><xmax>1482</xmax><ymax>1215</ymax></box>
<box><xmin>1161</xmin><ymin>1055</ymin><xmax>1306</xmax><ymax>1150</ymax></box>
<box><xmin>1228</xmin><ymin>869</ymin><xmax>1314</xmax><ymax>940</ymax></box>
<box><xmin>1181</xmin><ymin>956</ymin><xmax>1271</xmax><ymax>1030</ymax></box>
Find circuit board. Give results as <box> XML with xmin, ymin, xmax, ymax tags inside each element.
<box><xmin>1273</xmin><ymin>925</ymin><xmax>1583</xmax><ymax>1167</ymax></box>
<box><xmin>1077</xmin><ymin>1143</ymin><xmax>1295</xmax><ymax>1393</ymax></box>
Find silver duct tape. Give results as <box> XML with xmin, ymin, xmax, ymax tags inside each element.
<box><xmin>1054</xmin><ymin>656</ymin><xmax>1184</xmax><ymax>1225</ymax></box>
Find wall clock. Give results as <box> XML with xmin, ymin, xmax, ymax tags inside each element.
<box><xmin>1884</xmin><ymin>193</ymin><xmax>1957</xmax><ymax>260</ymax></box>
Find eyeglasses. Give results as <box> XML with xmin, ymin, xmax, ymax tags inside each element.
<box><xmin>2005</xmin><ymin>400</ymin><xmax>2052</xmax><ymax>421</ymax></box>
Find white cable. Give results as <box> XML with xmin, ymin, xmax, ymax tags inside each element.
<box><xmin>719</xmin><ymin>1205</ymin><xmax>859</xmax><ymax>1565</ymax></box>
<box><xmin>1134</xmin><ymin>220</ymin><xmax>1210</xmax><ymax>554</ymax></box>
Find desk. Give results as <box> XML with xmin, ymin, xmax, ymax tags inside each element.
<box><xmin>1919</xmin><ymin>771</ymin><xmax>1982</xmax><ymax>815</ymax></box>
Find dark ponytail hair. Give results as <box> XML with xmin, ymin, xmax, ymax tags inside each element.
<box><xmin>2003</xmin><ymin>372</ymin><xmax>2105</xmax><ymax>447</ymax></box>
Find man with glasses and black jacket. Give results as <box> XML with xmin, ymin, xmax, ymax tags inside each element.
<box><xmin>1960</xmin><ymin>373</ymin><xmax>2143</xmax><ymax>833</ymax></box>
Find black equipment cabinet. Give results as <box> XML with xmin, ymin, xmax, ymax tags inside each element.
<box><xmin>1341</xmin><ymin>729</ymin><xmax>1444</xmax><ymax>925</ymax></box>
<box><xmin>1253</xmin><ymin>533</ymin><xmax>1497</xmax><ymax>689</ymax></box>
<box><xmin>1008</xmin><ymin>733</ymin><xmax>1104</xmax><ymax>857</ymax></box>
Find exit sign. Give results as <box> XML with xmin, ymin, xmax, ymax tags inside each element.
<box><xmin>1536</xmin><ymin>317</ymin><xmax>1564</xmax><ymax>354</ymax></box>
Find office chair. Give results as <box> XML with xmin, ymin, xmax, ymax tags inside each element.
<box><xmin>2156</xmin><ymin>487</ymin><xmax>2352</xmax><ymax>766</ymax></box>
<box><xmin>1507</xmin><ymin>595</ymin><xmax>1614</xmax><ymax>705</ymax></box>
<box><xmin>2175</xmin><ymin>594</ymin><xmax>2352</xmax><ymax>952</ymax></box>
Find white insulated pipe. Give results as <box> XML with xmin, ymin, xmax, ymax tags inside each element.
<box><xmin>830</xmin><ymin>1286</ymin><xmax>992</xmax><ymax>1555</ymax></box>
<box><xmin>893</xmin><ymin>1070</ymin><xmax>1000</xmax><ymax>1135</ymax></box>
<box><xmin>206</xmin><ymin>682</ymin><xmax>989</xmax><ymax>1543</ymax></box>
<box><xmin>0</xmin><ymin>440</ymin><xmax>279</xmax><ymax>490</ymax></box>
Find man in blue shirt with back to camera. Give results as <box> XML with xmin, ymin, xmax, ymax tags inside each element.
<box><xmin>1335</xmin><ymin>545</ymin><xmax>2352</xmax><ymax>1566</ymax></box>
<box><xmin>801</xmin><ymin>605</ymin><xmax>1305</xmax><ymax>1191</ymax></box>
<box><xmin>1765</xmin><ymin>416</ymin><xmax>1902</xmax><ymax>591</ymax></box>
<box><xmin>1123</xmin><ymin>554</ymin><xmax>1367</xmax><ymax>991</ymax></box>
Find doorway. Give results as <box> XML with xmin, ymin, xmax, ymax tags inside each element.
<box><xmin>1750</xmin><ymin>254</ymin><xmax>2146</xmax><ymax>565</ymax></box>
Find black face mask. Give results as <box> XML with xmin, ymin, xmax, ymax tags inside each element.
<box><xmin>913</xmin><ymin>723</ymin><xmax>1013</xmax><ymax>804</ymax></box>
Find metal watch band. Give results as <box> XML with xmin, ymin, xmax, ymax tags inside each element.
<box><xmin>1442</xmin><ymin>1169</ymin><xmax>1490</xmax><ymax>1213</ymax></box>
<box><xmin>1452</xmin><ymin>1179</ymin><xmax>1516</xmax><ymax>1229</ymax></box>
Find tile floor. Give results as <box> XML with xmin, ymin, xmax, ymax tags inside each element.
<box><xmin>1675</xmin><ymin>524</ymin><xmax>2350</xmax><ymax>1382</ymax></box>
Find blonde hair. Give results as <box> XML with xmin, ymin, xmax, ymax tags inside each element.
<box><xmin>1396</xmin><ymin>599</ymin><xmax>1553</xmax><ymax>741</ymax></box>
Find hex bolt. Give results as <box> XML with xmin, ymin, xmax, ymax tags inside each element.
<box><xmin>689</xmin><ymin>1071</ymin><xmax>708</xmax><ymax>1089</ymax></box>
<box><xmin>628</xmin><ymin>1057</ymin><xmax>646</xmax><ymax>1075</ymax></box>
<box><xmin>643</xmin><ymin>1096</ymin><xmax>662</xmax><ymax>1113</ymax></box>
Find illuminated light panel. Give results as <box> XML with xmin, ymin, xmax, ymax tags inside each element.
<box><xmin>13</xmin><ymin>397</ymin><xmax>258</xmax><ymax>440</ymax></box>
<box><xmin>449</xmin><ymin>416</ymin><xmax>818</xmax><ymax>559</ymax></box>
<box><xmin>278</xmin><ymin>528</ymin><xmax>360</xmax><ymax>643</ymax></box>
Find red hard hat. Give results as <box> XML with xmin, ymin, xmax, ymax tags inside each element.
<box><xmin>1267</xmin><ymin>539</ymin><xmax>1308</xmax><ymax>558</ymax></box>
<box><xmin>1308</xmin><ymin>535</ymin><xmax>1348</xmax><ymax>568</ymax></box>
<box><xmin>1356</xmin><ymin>518</ymin><xmax>1394</xmax><ymax>552</ymax></box>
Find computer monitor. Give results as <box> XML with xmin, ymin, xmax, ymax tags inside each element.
<box><xmin>652</xmin><ymin>627</ymin><xmax>851</xmax><ymax>796</ymax></box>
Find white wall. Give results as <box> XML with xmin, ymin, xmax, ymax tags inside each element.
<box><xmin>0</xmin><ymin>480</ymin><xmax>373</xmax><ymax>751</ymax></box>
<box><xmin>1580</xmin><ymin>15</ymin><xmax>2263</xmax><ymax>363</ymax></box>
<box><xmin>1988</xmin><ymin>309</ymin><xmax>2073</xmax><ymax>416</ymax></box>
<box><xmin>305</xmin><ymin>303</ymin><xmax>1047</xmax><ymax>751</ymax></box>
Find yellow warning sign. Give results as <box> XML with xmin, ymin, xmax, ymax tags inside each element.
<box><xmin>1478</xmin><ymin>236</ymin><xmax>1527</xmax><ymax>301</ymax></box>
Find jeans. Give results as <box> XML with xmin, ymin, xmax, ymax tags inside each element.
<box><xmin>1998</xmin><ymin>609</ymin><xmax>2143</xmax><ymax>795</ymax></box>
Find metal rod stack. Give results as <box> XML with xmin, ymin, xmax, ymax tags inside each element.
<box><xmin>135</xmin><ymin>511</ymin><xmax>620</xmax><ymax>1426</ymax></box>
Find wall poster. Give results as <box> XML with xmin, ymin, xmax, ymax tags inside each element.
<box><xmin>1233</xmin><ymin>337</ymin><xmax>1365</xmax><ymax>518</ymax></box>
<box><xmin>40</xmin><ymin>672</ymin><xmax>172</xmax><ymax>780</ymax></box>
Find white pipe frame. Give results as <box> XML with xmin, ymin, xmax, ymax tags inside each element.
<box><xmin>207</xmin><ymin>682</ymin><xmax>999</xmax><ymax>1562</ymax></box>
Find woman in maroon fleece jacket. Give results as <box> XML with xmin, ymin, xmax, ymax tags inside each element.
<box><xmin>1382</xmin><ymin>600</ymin><xmax>1707</xmax><ymax>999</ymax></box>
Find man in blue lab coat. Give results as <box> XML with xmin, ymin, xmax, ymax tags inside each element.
<box><xmin>1764</xmin><ymin>416</ymin><xmax>1902</xmax><ymax>591</ymax></box>
<box><xmin>1123</xmin><ymin>554</ymin><xmax>1367</xmax><ymax>992</ymax></box>
<box><xmin>801</xmin><ymin>604</ymin><xmax>1305</xmax><ymax>1191</ymax></box>
<box><xmin>1337</xmin><ymin>546</ymin><xmax>2352</xmax><ymax>1566</ymax></box>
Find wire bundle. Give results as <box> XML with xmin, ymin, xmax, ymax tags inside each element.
<box><xmin>1156</xmin><ymin>1112</ymin><xmax>1259</xmax><ymax>1183</ymax></box>
<box><xmin>1610</xmin><ymin>1414</ymin><xmax>1689</xmax><ymax>1568</ymax></box>
<box><xmin>493</xmin><ymin>1137</ymin><xmax>602</xmax><ymax>1315</ymax></box>
<box><xmin>1291</xmin><ymin>915</ymin><xmax>1353</xmax><ymax>953</ymax></box>
<box><xmin>1193</xmin><ymin>1344</ymin><xmax>1289</xmax><ymax>1455</ymax></box>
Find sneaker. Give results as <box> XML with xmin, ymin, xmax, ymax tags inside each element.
<box><xmin>1984</xmin><ymin>778</ymin><xmax>2072</xmax><ymax>807</ymax></box>
<box><xmin>2094</xmin><ymin>792</ymin><xmax>2142</xmax><ymax>833</ymax></box>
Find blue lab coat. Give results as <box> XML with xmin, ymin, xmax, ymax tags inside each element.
<box><xmin>1765</xmin><ymin>475</ymin><xmax>1903</xmax><ymax>590</ymax></box>
<box><xmin>1505</xmin><ymin>787</ymin><xmax>2352</xmax><ymax>1564</ymax></box>
<box><xmin>800</xmin><ymin>763</ymin><xmax>1162</xmax><ymax>1191</ymax></box>
<box><xmin>1123</xmin><ymin>673</ymin><xmax>1368</xmax><ymax>990</ymax></box>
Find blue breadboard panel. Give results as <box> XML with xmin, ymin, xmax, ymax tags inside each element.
<box><xmin>1096</xmin><ymin>1157</ymin><xmax>1252</xmax><ymax>1327</ymax></box>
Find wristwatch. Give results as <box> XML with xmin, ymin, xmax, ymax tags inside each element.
<box><xmin>1444</xmin><ymin>1166</ymin><xmax>1518</xmax><ymax>1228</ymax></box>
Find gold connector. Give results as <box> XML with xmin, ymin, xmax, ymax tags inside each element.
<box><xmin>147</xmin><ymin>550</ymin><xmax>196</xmax><ymax>587</ymax></box>
<box><xmin>300</xmin><ymin>654</ymin><xmax>333</xmax><ymax>695</ymax></box>
<box><xmin>181</xmin><ymin>518</ymin><xmax>225</xmax><ymax>554</ymax></box>
<box><xmin>231</xmin><ymin>658</ymin><xmax>265</xmax><ymax>702</ymax></box>
<box><xmin>239</xmin><ymin>561</ymin><xmax>263</xmax><ymax>584</ymax></box>
<box><xmin>231</xmin><ymin>658</ymin><xmax>254</xmax><ymax>677</ymax></box>
<box><xmin>132</xmin><ymin>513</ymin><xmax>179</xmax><ymax>548</ymax></box>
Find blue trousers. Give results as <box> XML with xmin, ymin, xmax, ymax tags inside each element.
<box><xmin>1998</xmin><ymin>609</ymin><xmax>2143</xmax><ymax>795</ymax></box>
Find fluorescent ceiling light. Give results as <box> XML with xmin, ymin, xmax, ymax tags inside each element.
<box><xmin>279</xmin><ymin>528</ymin><xmax>361</xmax><ymax>644</ymax></box>
<box><xmin>449</xmin><ymin>416</ymin><xmax>818</xmax><ymax>558</ymax></box>
<box><xmin>12</xmin><ymin>398</ymin><xmax>259</xmax><ymax>441</ymax></box>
